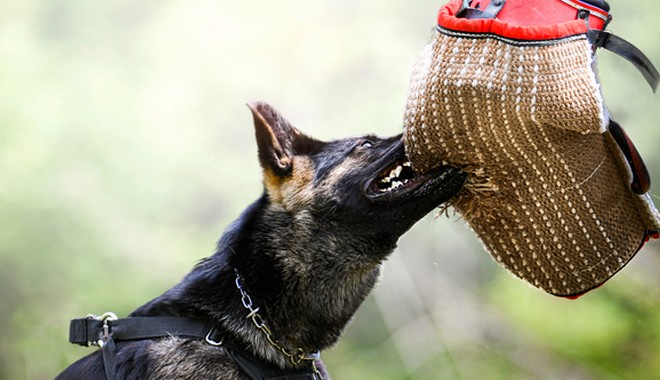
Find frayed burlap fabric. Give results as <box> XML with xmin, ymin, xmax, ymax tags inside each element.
<box><xmin>403</xmin><ymin>0</ymin><xmax>660</xmax><ymax>297</ymax></box>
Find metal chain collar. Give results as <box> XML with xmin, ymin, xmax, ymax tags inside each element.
<box><xmin>233</xmin><ymin>269</ymin><xmax>321</xmax><ymax>374</ymax></box>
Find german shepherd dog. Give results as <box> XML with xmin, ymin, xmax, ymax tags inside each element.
<box><xmin>57</xmin><ymin>102</ymin><xmax>465</xmax><ymax>379</ymax></box>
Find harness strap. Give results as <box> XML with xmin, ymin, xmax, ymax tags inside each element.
<box><xmin>69</xmin><ymin>316</ymin><xmax>211</xmax><ymax>346</ymax></box>
<box><xmin>101</xmin><ymin>336</ymin><xmax>118</xmax><ymax>380</ymax></box>
<box><xmin>68</xmin><ymin>316</ymin><xmax>322</xmax><ymax>380</ymax></box>
<box><xmin>225</xmin><ymin>345</ymin><xmax>321</xmax><ymax>380</ymax></box>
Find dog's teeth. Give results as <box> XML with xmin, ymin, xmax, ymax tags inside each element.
<box><xmin>376</xmin><ymin>161</ymin><xmax>416</xmax><ymax>194</ymax></box>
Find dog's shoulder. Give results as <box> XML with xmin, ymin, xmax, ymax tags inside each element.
<box><xmin>56</xmin><ymin>338</ymin><xmax>248</xmax><ymax>380</ymax></box>
<box><xmin>55</xmin><ymin>351</ymin><xmax>105</xmax><ymax>380</ymax></box>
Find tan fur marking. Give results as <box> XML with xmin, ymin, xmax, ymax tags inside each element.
<box><xmin>264</xmin><ymin>156</ymin><xmax>315</xmax><ymax>212</ymax></box>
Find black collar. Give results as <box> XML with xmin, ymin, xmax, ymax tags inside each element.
<box><xmin>224</xmin><ymin>342</ymin><xmax>321</xmax><ymax>380</ymax></box>
<box><xmin>68</xmin><ymin>315</ymin><xmax>322</xmax><ymax>380</ymax></box>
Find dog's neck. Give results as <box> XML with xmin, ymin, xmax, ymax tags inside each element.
<box><xmin>132</xmin><ymin>197</ymin><xmax>398</xmax><ymax>369</ymax></box>
<box><xmin>224</xmin><ymin>199</ymin><xmax>395</xmax><ymax>367</ymax></box>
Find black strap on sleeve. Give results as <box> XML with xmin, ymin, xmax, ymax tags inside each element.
<box><xmin>608</xmin><ymin>119</ymin><xmax>651</xmax><ymax>194</ymax></box>
<box><xmin>588</xmin><ymin>29</ymin><xmax>660</xmax><ymax>92</ymax></box>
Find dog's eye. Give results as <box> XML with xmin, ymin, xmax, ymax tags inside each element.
<box><xmin>360</xmin><ymin>140</ymin><xmax>374</xmax><ymax>149</ymax></box>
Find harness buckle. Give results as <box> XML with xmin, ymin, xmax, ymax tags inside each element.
<box><xmin>205</xmin><ymin>327</ymin><xmax>224</xmax><ymax>347</ymax></box>
<box><xmin>87</xmin><ymin>312</ymin><xmax>118</xmax><ymax>347</ymax></box>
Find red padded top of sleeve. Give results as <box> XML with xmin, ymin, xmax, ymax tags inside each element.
<box><xmin>438</xmin><ymin>0</ymin><xmax>609</xmax><ymax>40</ymax></box>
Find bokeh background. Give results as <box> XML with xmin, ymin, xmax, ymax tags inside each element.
<box><xmin>2</xmin><ymin>0</ymin><xmax>660</xmax><ymax>379</ymax></box>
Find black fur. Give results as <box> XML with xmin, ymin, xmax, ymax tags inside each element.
<box><xmin>56</xmin><ymin>102</ymin><xmax>465</xmax><ymax>379</ymax></box>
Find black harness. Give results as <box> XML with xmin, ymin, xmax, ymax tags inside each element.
<box><xmin>69</xmin><ymin>314</ymin><xmax>322</xmax><ymax>380</ymax></box>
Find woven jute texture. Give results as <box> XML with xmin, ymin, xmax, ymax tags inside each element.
<box><xmin>403</xmin><ymin>29</ymin><xmax>660</xmax><ymax>297</ymax></box>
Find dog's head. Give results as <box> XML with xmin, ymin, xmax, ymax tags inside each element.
<box><xmin>249</xmin><ymin>101</ymin><xmax>466</xmax><ymax>246</ymax></box>
<box><xmin>216</xmin><ymin>102</ymin><xmax>467</xmax><ymax>354</ymax></box>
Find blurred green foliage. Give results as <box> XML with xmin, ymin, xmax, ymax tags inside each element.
<box><xmin>1</xmin><ymin>0</ymin><xmax>660</xmax><ymax>379</ymax></box>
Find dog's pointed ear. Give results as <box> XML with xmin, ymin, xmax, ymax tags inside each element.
<box><xmin>248</xmin><ymin>101</ymin><xmax>297</xmax><ymax>176</ymax></box>
<box><xmin>248</xmin><ymin>101</ymin><xmax>324</xmax><ymax>178</ymax></box>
